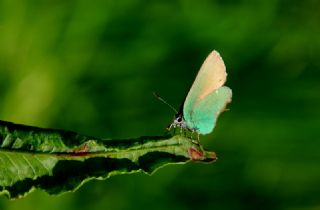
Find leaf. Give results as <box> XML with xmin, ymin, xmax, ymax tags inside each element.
<box><xmin>0</xmin><ymin>120</ymin><xmax>216</xmax><ymax>199</ymax></box>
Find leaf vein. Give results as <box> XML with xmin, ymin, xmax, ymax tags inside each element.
<box><xmin>22</xmin><ymin>155</ymin><xmax>37</xmax><ymax>178</ymax></box>
<box><xmin>3</xmin><ymin>153</ymin><xmax>22</xmax><ymax>181</ymax></box>
<box><xmin>34</xmin><ymin>156</ymin><xmax>51</xmax><ymax>175</ymax></box>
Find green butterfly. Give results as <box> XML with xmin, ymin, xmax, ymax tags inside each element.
<box><xmin>170</xmin><ymin>50</ymin><xmax>232</xmax><ymax>135</ymax></box>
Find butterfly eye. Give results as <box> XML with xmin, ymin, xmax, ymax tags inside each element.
<box><xmin>177</xmin><ymin>117</ymin><xmax>182</xmax><ymax>122</ymax></box>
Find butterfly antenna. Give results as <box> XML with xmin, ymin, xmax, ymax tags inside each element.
<box><xmin>153</xmin><ymin>92</ymin><xmax>178</xmax><ymax>114</ymax></box>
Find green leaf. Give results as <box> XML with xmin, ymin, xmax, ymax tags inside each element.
<box><xmin>0</xmin><ymin>120</ymin><xmax>216</xmax><ymax>199</ymax></box>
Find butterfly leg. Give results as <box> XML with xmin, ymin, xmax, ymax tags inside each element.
<box><xmin>190</xmin><ymin>130</ymin><xmax>195</xmax><ymax>139</ymax></box>
<box><xmin>180</xmin><ymin>126</ymin><xmax>183</xmax><ymax>134</ymax></box>
<box><xmin>166</xmin><ymin>124</ymin><xmax>171</xmax><ymax>135</ymax></box>
<box><xmin>172</xmin><ymin>125</ymin><xmax>177</xmax><ymax>135</ymax></box>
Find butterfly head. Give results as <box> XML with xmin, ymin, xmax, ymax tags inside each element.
<box><xmin>168</xmin><ymin>113</ymin><xmax>189</xmax><ymax>131</ymax></box>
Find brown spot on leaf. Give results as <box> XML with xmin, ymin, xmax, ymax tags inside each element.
<box><xmin>74</xmin><ymin>143</ymin><xmax>89</xmax><ymax>153</ymax></box>
<box><xmin>67</xmin><ymin>152</ymin><xmax>89</xmax><ymax>157</ymax></box>
<box><xmin>188</xmin><ymin>148</ymin><xmax>204</xmax><ymax>161</ymax></box>
<box><xmin>63</xmin><ymin>143</ymin><xmax>90</xmax><ymax>157</ymax></box>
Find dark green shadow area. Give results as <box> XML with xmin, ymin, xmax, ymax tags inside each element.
<box><xmin>3</xmin><ymin>151</ymin><xmax>190</xmax><ymax>199</ymax></box>
<box><xmin>5</xmin><ymin>158</ymin><xmax>139</xmax><ymax>199</ymax></box>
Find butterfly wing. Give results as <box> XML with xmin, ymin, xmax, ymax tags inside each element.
<box><xmin>184</xmin><ymin>50</ymin><xmax>227</xmax><ymax>103</ymax></box>
<box><xmin>183</xmin><ymin>51</ymin><xmax>231</xmax><ymax>134</ymax></box>
<box><xmin>185</xmin><ymin>86</ymin><xmax>232</xmax><ymax>134</ymax></box>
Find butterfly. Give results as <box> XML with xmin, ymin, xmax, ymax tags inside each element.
<box><xmin>169</xmin><ymin>50</ymin><xmax>232</xmax><ymax>135</ymax></box>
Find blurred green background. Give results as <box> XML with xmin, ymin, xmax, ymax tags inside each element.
<box><xmin>1</xmin><ymin>0</ymin><xmax>320</xmax><ymax>209</ymax></box>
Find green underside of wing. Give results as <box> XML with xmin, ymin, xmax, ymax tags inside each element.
<box><xmin>184</xmin><ymin>86</ymin><xmax>232</xmax><ymax>134</ymax></box>
<box><xmin>0</xmin><ymin>120</ymin><xmax>216</xmax><ymax>199</ymax></box>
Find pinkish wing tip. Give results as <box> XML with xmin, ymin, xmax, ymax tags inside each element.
<box><xmin>211</xmin><ymin>50</ymin><xmax>221</xmax><ymax>57</ymax></box>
